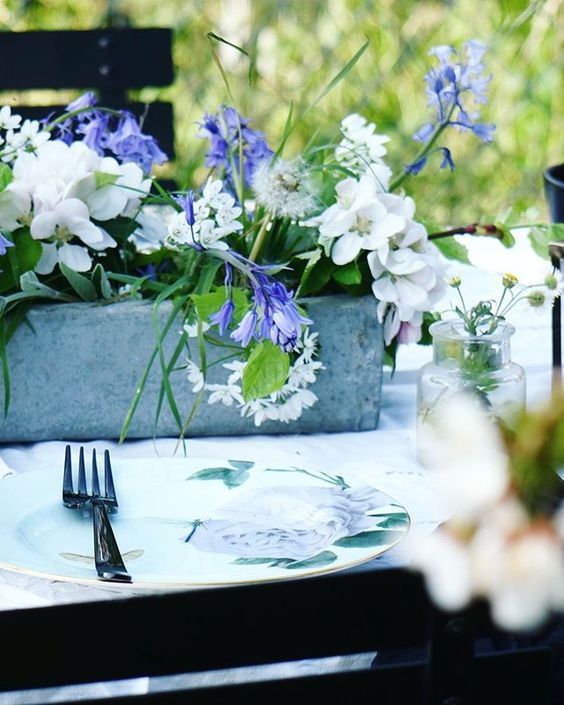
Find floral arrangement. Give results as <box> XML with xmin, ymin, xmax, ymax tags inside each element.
<box><xmin>411</xmin><ymin>390</ymin><xmax>564</xmax><ymax>632</ymax></box>
<box><xmin>0</xmin><ymin>39</ymin><xmax>514</xmax><ymax>439</ymax></box>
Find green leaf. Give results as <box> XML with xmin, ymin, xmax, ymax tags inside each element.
<box><xmin>228</xmin><ymin>460</ymin><xmax>255</xmax><ymax>472</ymax></box>
<box><xmin>59</xmin><ymin>262</ymin><xmax>97</xmax><ymax>301</ymax></box>
<box><xmin>186</xmin><ymin>466</ymin><xmax>250</xmax><ymax>489</ymax></box>
<box><xmin>283</xmin><ymin>551</ymin><xmax>337</xmax><ymax>570</ymax></box>
<box><xmin>91</xmin><ymin>263</ymin><xmax>113</xmax><ymax>300</ymax></box>
<box><xmin>0</xmin><ymin>229</ymin><xmax>41</xmax><ymax>293</ymax></box>
<box><xmin>0</xmin><ymin>163</ymin><xmax>13</xmax><ymax>192</ymax></box>
<box><xmin>528</xmin><ymin>224</ymin><xmax>564</xmax><ymax>259</ymax></box>
<box><xmin>241</xmin><ymin>341</ymin><xmax>290</xmax><ymax>402</ymax></box>
<box><xmin>334</xmin><ymin>530</ymin><xmax>404</xmax><ymax>548</ymax></box>
<box><xmin>375</xmin><ymin>515</ymin><xmax>410</xmax><ymax>531</ymax></box>
<box><xmin>232</xmin><ymin>557</ymin><xmax>280</xmax><ymax>566</ymax></box>
<box><xmin>97</xmin><ymin>216</ymin><xmax>138</xmax><ymax>243</ymax></box>
<box><xmin>94</xmin><ymin>171</ymin><xmax>119</xmax><ymax>189</ymax></box>
<box><xmin>298</xmin><ymin>256</ymin><xmax>336</xmax><ymax>296</ymax></box>
<box><xmin>332</xmin><ymin>260</ymin><xmax>362</xmax><ymax>286</ymax></box>
<box><xmin>433</xmin><ymin>238</ymin><xmax>470</xmax><ymax>264</ymax></box>
<box><xmin>191</xmin><ymin>287</ymin><xmax>248</xmax><ymax>324</ymax></box>
<box><xmin>493</xmin><ymin>222</ymin><xmax>516</xmax><ymax>248</ymax></box>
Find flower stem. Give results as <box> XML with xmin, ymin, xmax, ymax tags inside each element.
<box><xmin>248</xmin><ymin>213</ymin><xmax>272</xmax><ymax>262</ymax></box>
<box><xmin>46</xmin><ymin>106</ymin><xmax>122</xmax><ymax>129</ymax></box>
<box><xmin>389</xmin><ymin>121</ymin><xmax>448</xmax><ymax>193</ymax></box>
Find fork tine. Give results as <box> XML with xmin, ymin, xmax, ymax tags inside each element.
<box><xmin>78</xmin><ymin>446</ymin><xmax>87</xmax><ymax>495</ymax></box>
<box><xmin>63</xmin><ymin>445</ymin><xmax>73</xmax><ymax>494</ymax></box>
<box><xmin>104</xmin><ymin>449</ymin><xmax>117</xmax><ymax>505</ymax></box>
<box><xmin>91</xmin><ymin>449</ymin><xmax>100</xmax><ymax>497</ymax></box>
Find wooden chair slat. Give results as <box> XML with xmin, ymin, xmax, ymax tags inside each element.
<box><xmin>0</xmin><ymin>29</ymin><xmax>173</xmax><ymax>91</ymax></box>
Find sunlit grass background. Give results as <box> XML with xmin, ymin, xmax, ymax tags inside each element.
<box><xmin>1</xmin><ymin>0</ymin><xmax>562</xmax><ymax>228</ymax></box>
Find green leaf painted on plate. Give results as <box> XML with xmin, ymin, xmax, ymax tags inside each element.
<box><xmin>376</xmin><ymin>516</ymin><xmax>410</xmax><ymax>531</ymax></box>
<box><xmin>334</xmin><ymin>530</ymin><xmax>404</xmax><ymax>548</ymax></box>
<box><xmin>228</xmin><ymin>460</ymin><xmax>255</xmax><ymax>472</ymax></box>
<box><xmin>283</xmin><ymin>551</ymin><xmax>337</xmax><ymax>570</ymax></box>
<box><xmin>232</xmin><ymin>557</ymin><xmax>280</xmax><ymax>565</ymax></box>
<box><xmin>186</xmin><ymin>465</ymin><xmax>250</xmax><ymax>489</ymax></box>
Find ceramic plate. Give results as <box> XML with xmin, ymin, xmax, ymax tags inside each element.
<box><xmin>0</xmin><ymin>457</ymin><xmax>410</xmax><ymax>589</ymax></box>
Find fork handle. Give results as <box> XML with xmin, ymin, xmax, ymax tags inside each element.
<box><xmin>92</xmin><ymin>501</ymin><xmax>132</xmax><ymax>583</ymax></box>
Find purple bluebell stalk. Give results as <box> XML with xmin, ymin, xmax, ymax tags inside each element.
<box><xmin>405</xmin><ymin>40</ymin><xmax>494</xmax><ymax>176</ymax></box>
<box><xmin>230</xmin><ymin>271</ymin><xmax>311</xmax><ymax>352</ymax></box>
<box><xmin>198</xmin><ymin>106</ymin><xmax>273</xmax><ymax>192</ymax></box>
<box><xmin>0</xmin><ymin>234</ymin><xmax>14</xmax><ymax>255</ymax></box>
<box><xmin>104</xmin><ymin>111</ymin><xmax>168</xmax><ymax>172</ymax></box>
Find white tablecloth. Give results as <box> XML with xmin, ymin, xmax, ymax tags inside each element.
<box><xmin>0</xmin><ymin>247</ymin><xmax>555</xmax><ymax>611</ymax></box>
<box><xmin>0</xmin><ymin>243</ymin><xmax>551</xmax><ymax>705</ymax></box>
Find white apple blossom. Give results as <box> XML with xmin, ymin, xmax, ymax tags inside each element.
<box><xmin>335</xmin><ymin>114</ymin><xmax>392</xmax><ymax>188</ymax></box>
<box><xmin>304</xmin><ymin>172</ymin><xmax>406</xmax><ymax>265</ymax></box>
<box><xmin>3</xmin><ymin>119</ymin><xmax>50</xmax><ymax>161</ymax></box>
<box><xmin>0</xmin><ymin>106</ymin><xmax>22</xmax><ymax>132</ymax></box>
<box><xmin>31</xmin><ymin>198</ymin><xmax>116</xmax><ymax>274</ymax></box>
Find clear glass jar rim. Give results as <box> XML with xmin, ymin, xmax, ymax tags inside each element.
<box><xmin>429</xmin><ymin>318</ymin><xmax>515</xmax><ymax>342</ymax></box>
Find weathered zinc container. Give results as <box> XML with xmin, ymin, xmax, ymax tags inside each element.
<box><xmin>0</xmin><ymin>294</ymin><xmax>384</xmax><ymax>441</ymax></box>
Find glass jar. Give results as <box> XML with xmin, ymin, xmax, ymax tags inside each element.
<box><xmin>416</xmin><ymin>319</ymin><xmax>526</xmax><ymax>465</ymax></box>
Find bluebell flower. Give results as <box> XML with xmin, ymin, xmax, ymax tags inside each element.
<box><xmin>198</xmin><ymin>106</ymin><xmax>273</xmax><ymax>192</ymax></box>
<box><xmin>231</xmin><ymin>308</ymin><xmax>258</xmax><ymax>347</ymax></box>
<box><xmin>408</xmin><ymin>40</ymin><xmax>495</xmax><ymax>175</ymax></box>
<box><xmin>404</xmin><ymin>157</ymin><xmax>428</xmax><ymax>175</ymax></box>
<box><xmin>0</xmin><ymin>234</ymin><xmax>14</xmax><ymax>255</ymax></box>
<box><xmin>104</xmin><ymin>111</ymin><xmax>168</xmax><ymax>173</ymax></box>
<box><xmin>209</xmin><ymin>298</ymin><xmax>235</xmax><ymax>336</ymax></box>
<box><xmin>66</xmin><ymin>92</ymin><xmax>98</xmax><ymax>115</ymax></box>
<box><xmin>76</xmin><ymin>112</ymin><xmax>111</xmax><ymax>155</ymax></box>
<box><xmin>439</xmin><ymin>147</ymin><xmax>455</xmax><ymax>171</ymax></box>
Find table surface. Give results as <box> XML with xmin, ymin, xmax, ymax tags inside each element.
<box><xmin>0</xmin><ymin>238</ymin><xmax>555</xmax><ymax>612</ymax></box>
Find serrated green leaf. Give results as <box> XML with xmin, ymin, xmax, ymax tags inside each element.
<box><xmin>241</xmin><ymin>341</ymin><xmax>290</xmax><ymax>402</ymax></box>
<box><xmin>59</xmin><ymin>262</ymin><xmax>97</xmax><ymax>301</ymax></box>
<box><xmin>334</xmin><ymin>530</ymin><xmax>404</xmax><ymax>548</ymax></box>
<box><xmin>433</xmin><ymin>238</ymin><xmax>470</xmax><ymax>263</ymax></box>
<box><xmin>332</xmin><ymin>260</ymin><xmax>362</xmax><ymax>285</ymax></box>
<box><xmin>283</xmin><ymin>551</ymin><xmax>337</xmax><ymax>570</ymax></box>
<box><xmin>94</xmin><ymin>171</ymin><xmax>119</xmax><ymax>189</ymax></box>
<box><xmin>91</xmin><ymin>263</ymin><xmax>113</xmax><ymax>299</ymax></box>
<box><xmin>0</xmin><ymin>164</ymin><xmax>13</xmax><ymax>192</ymax></box>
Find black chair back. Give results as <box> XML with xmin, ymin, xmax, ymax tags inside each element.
<box><xmin>0</xmin><ymin>568</ymin><xmax>552</xmax><ymax>704</ymax></box>
<box><xmin>0</xmin><ymin>28</ymin><xmax>175</xmax><ymax>159</ymax></box>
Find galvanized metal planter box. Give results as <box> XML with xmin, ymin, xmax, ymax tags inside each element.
<box><xmin>0</xmin><ymin>294</ymin><xmax>384</xmax><ymax>441</ymax></box>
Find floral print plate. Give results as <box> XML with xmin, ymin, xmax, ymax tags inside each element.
<box><xmin>0</xmin><ymin>457</ymin><xmax>410</xmax><ymax>588</ymax></box>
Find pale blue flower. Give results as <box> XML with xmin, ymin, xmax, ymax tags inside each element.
<box><xmin>104</xmin><ymin>112</ymin><xmax>168</xmax><ymax>172</ymax></box>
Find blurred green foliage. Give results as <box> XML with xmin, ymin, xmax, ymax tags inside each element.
<box><xmin>1</xmin><ymin>0</ymin><xmax>562</xmax><ymax>227</ymax></box>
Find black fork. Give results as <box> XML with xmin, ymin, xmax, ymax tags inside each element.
<box><xmin>62</xmin><ymin>446</ymin><xmax>132</xmax><ymax>583</ymax></box>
